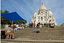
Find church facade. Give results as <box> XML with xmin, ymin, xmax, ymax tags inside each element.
<box><xmin>32</xmin><ymin>4</ymin><xmax>56</xmax><ymax>28</ymax></box>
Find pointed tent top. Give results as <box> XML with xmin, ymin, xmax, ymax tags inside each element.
<box><xmin>1</xmin><ymin>12</ymin><xmax>24</xmax><ymax>22</ymax></box>
<box><xmin>40</xmin><ymin>3</ymin><xmax>47</xmax><ymax>10</ymax></box>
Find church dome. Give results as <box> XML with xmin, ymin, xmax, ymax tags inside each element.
<box><xmin>48</xmin><ymin>10</ymin><xmax>53</xmax><ymax>16</ymax></box>
<box><xmin>49</xmin><ymin>10</ymin><xmax>53</xmax><ymax>14</ymax></box>
<box><xmin>40</xmin><ymin>4</ymin><xmax>47</xmax><ymax>10</ymax></box>
<box><xmin>34</xmin><ymin>12</ymin><xmax>38</xmax><ymax>16</ymax></box>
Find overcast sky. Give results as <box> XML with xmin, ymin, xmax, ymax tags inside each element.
<box><xmin>1</xmin><ymin>0</ymin><xmax>64</xmax><ymax>24</ymax></box>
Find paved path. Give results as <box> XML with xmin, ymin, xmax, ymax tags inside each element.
<box><xmin>2</xmin><ymin>38</ymin><xmax>64</xmax><ymax>43</ymax></box>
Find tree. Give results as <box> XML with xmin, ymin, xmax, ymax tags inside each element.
<box><xmin>29</xmin><ymin>23</ymin><xmax>33</xmax><ymax>27</ymax></box>
<box><xmin>15</xmin><ymin>20</ymin><xmax>27</xmax><ymax>24</ymax></box>
<box><xmin>1</xmin><ymin>10</ymin><xmax>27</xmax><ymax>24</ymax></box>
<box><xmin>1</xmin><ymin>10</ymin><xmax>12</xmax><ymax>24</ymax></box>
<box><xmin>0</xmin><ymin>10</ymin><xmax>9</xmax><ymax>14</ymax></box>
<box><xmin>61</xmin><ymin>23</ymin><xmax>64</xmax><ymax>26</ymax></box>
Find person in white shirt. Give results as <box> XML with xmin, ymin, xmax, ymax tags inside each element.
<box><xmin>5</xmin><ymin>25</ymin><xmax>15</xmax><ymax>39</ymax></box>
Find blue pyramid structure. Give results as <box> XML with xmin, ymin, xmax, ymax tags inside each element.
<box><xmin>1</xmin><ymin>12</ymin><xmax>24</xmax><ymax>22</ymax></box>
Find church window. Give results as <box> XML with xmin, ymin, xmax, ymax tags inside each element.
<box><xmin>38</xmin><ymin>16</ymin><xmax>40</xmax><ymax>19</ymax></box>
<box><xmin>41</xmin><ymin>17</ymin><xmax>43</xmax><ymax>20</ymax></box>
<box><xmin>35</xmin><ymin>17</ymin><xmax>36</xmax><ymax>18</ymax></box>
<box><xmin>49</xmin><ymin>16</ymin><xmax>51</xmax><ymax>18</ymax></box>
<box><xmin>53</xmin><ymin>19</ymin><xmax>54</xmax><ymax>21</ymax></box>
<box><xmin>49</xmin><ymin>20</ymin><xmax>51</xmax><ymax>22</ymax></box>
<box><xmin>44</xmin><ymin>16</ymin><xmax>46</xmax><ymax>18</ymax></box>
<box><xmin>41</xmin><ymin>11</ymin><xmax>43</xmax><ymax>13</ymax></box>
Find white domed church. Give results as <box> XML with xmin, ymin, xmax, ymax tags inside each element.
<box><xmin>32</xmin><ymin>4</ymin><xmax>56</xmax><ymax>28</ymax></box>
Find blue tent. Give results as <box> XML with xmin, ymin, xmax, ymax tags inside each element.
<box><xmin>1</xmin><ymin>12</ymin><xmax>24</xmax><ymax>22</ymax></box>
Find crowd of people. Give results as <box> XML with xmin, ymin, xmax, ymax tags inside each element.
<box><xmin>1</xmin><ymin>24</ymin><xmax>24</xmax><ymax>39</ymax></box>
